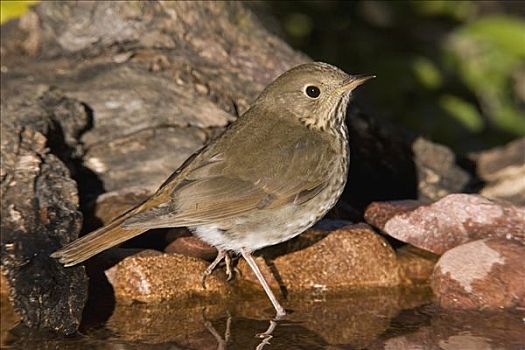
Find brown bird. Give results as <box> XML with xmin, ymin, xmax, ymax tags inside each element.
<box><xmin>51</xmin><ymin>62</ymin><xmax>374</xmax><ymax>317</ymax></box>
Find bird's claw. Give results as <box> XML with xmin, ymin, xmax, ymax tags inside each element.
<box><xmin>202</xmin><ymin>250</ymin><xmax>238</xmax><ymax>288</ymax></box>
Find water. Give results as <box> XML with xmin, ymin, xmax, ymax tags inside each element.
<box><xmin>2</xmin><ymin>286</ymin><xmax>524</xmax><ymax>349</ymax></box>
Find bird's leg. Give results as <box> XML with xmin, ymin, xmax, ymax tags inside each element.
<box><xmin>202</xmin><ymin>309</ymin><xmax>232</xmax><ymax>350</ymax></box>
<box><xmin>202</xmin><ymin>249</ymin><xmax>226</xmax><ymax>289</ymax></box>
<box><xmin>224</xmin><ymin>251</ymin><xmax>234</xmax><ymax>281</ymax></box>
<box><xmin>255</xmin><ymin>319</ymin><xmax>278</xmax><ymax>350</ymax></box>
<box><xmin>240</xmin><ymin>248</ymin><xmax>286</xmax><ymax>318</ymax></box>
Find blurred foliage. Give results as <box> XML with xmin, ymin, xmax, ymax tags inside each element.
<box><xmin>0</xmin><ymin>1</ymin><xmax>38</xmax><ymax>24</ymax></box>
<box><xmin>263</xmin><ymin>0</ymin><xmax>525</xmax><ymax>152</ymax></box>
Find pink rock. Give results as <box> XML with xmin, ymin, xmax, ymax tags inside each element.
<box><xmin>368</xmin><ymin>310</ymin><xmax>525</xmax><ymax>349</ymax></box>
<box><xmin>432</xmin><ymin>238</ymin><xmax>525</xmax><ymax>310</ymax></box>
<box><xmin>364</xmin><ymin>200</ymin><xmax>421</xmax><ymax>230</ymax></box>
<box><xmin>365</xmin><ymin>194</ymin><xmax>525</xmax><ymax>254</ymax></box>
<box><xmin>165</xmin><ymin>235</ymin><xmax>217</xmax><ymax>260</ymax></box>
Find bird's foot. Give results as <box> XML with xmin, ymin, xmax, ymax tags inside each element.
<box><xmin>224</xmin><ymin>252</ymin><xmax>238</xmax><ymax>281</ymax></box>
<box><xmin>202</xmin><ymin>249</ymin><xmax>226</xmax><ymax>289</ymax></box>
<box><xmin>202</xmin><ymin>250</ymin><xmax>239</xmax><ymax>288</ymax></box>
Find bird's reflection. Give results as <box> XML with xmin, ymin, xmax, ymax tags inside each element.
<box><xmin>255</xmin><ymin>319</ymin><xmax>278</xmax><ymax>350</ymax></box>
<box><xmin>202</xmin><ymin>308</ymin><xmax>280</xmax><ymax>350</ymax></box>
<box><xmin>4</xmin><ymin>288</ymin><xmax>525</xmax><ymax>349</ymax></box>
<box><xmin>203</xmin><ymin>309</ymin><xmax>232</xmax><ymax>350</ymax></box>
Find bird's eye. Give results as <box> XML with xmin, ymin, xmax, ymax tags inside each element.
<box><xmin>305</xmin><ymin>85</ymin><xmax>321</xmax><ymax>98</ymax></box>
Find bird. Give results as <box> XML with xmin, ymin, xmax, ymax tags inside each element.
<box><xmin>51</xmin><ymin>62</ymin><xmax>374</xmax><ymax>317</ymax></box>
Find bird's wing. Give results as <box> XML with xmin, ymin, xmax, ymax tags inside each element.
<box><xmin>122</xmin><ymin>112</ymin><xmax>339</xmax><ymax>229</ymax></box>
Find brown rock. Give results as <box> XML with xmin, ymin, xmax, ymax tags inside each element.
<box><xmin>476</xmin><ymin>137</ymin><xmax>525</xmax><ymax>205</ymax></box>
<box><xmin>240</xmin><ymin>223</ymin><xmax>400</xmax><ymax>294</ymax></box>
<box><xmin>1</xmin><ymin>294</ymin><xmax>20</xmax><ymax>348</ymax></box>
<box><xmin>364</xmin><ymin>200</ymin><xmax>421</xmax><ymax>229</ymax></box>
<box><xmin>0</xmin><ymin>270</ymin><xmax>20</xmax><ymax>347</ymax></box>
<box><xmin>0</xmin><ymin>272</ymin><xmax>10</xmax><ymax>296</ymax></box>
<box><xmin>93</xmin><ymin>188</ymin><xmax>152</xmax><ymax>225</ymax></box>
<box><xmin>366</xmin><ymin>194</ymin><xmax>525</xmax><ymax>254</ymax></box>
<box><xmin>105</xmin><ymin>253</ymin><xmax>230</xmax><ymax>304</ymax></box>
<box><xmin>287</xmin><ymin>289</ymin><xmax>402</xmax><ymax>348</ymax></box>
<box><xmin>107</xmin><ymin>301</ymin><xmax>228</xmax><ymax>345</ymax></box>
<box><xmin>165</xmin><ymin>235</ymin><xmax>217</xmax><ymax>260</ymax></box>
<box><xmin>397</xmin><ymin>245</ymin><xmax>438</xmax><ymax>285</ymax></box>
<box><xmin>432</xmin><ymin>238</ymin><xmax>525</xmax><ymax>309</ymax></box>
<box><xmin>88</xmin><ymin>248</ymin><xmax>162</xmax><ymax>273</ymax></box>
<box><xmin>106</xmin><ymin>284</ymin><xmax>433</xmax><ymax>348</ymax></box>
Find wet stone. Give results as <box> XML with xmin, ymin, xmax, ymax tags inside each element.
<box><xmin>431</xmin><ymin>238</ymin><xmax>525</xmax><ymax>310</ymax></box>
<box><xmin>396</xmin><ymin>245</ymin><xmax>438</xmax><ymax>285</ymax></box>
<box><xmin>287</xmin><ymin>290</ymin><xmax>402</xmax><ymax>348</ymax></box>
<box><xmin>105</xmin><ymin>253</ymin><xmax>230</xmax><ymax>304</ymax></box>
<box><xmin>365</xmin><ymin>194</ymin><xmax>525</xmax><ymax>254</ymax></box>
<box><xmin>239</xmin><ymin>223</ymin><xmax>401</xmax><ymax>293</ymax></box>
<box><xmin>368</xmin><ymin>306</ymin><xmax>525</xmax><ymax>349</ymax></box>
<box><xmin>105</xmin><ymin>287</ymin><xmax>432</xmax><ymax>348</ymax></box>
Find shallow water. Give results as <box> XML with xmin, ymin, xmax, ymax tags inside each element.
<box><xmin>2</xmin><ymin>287</ymin><xmax>524</xmax><ymax>349</ymax></box>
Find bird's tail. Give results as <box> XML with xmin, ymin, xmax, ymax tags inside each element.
<box><xmin>51</xmin><ymin>208</ymin><xmax>147</xmax><ymax>267</ymax></box>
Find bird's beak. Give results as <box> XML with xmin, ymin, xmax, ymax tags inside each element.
<box><xmin>340</xmin><ymin>74</ymin><xmax>376</xmax><ymax>92</ymax></box>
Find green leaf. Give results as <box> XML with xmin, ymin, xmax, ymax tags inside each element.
<box><xmin>439</xmin><ymin>95</ymin><xmax>484</xmax><ymax>132</ymax></box>
<box><xmin>1</xmin><ymin>1</ymin><xmax>39</xmax><ymax>24</ymax></box>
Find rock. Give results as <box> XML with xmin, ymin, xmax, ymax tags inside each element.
<box><xmin>369</xmin><ymin>307</ymin><xmax>525</xmax><ymax>349</ymax></box>
<box><xmin>287</xmin><ymin>289</ymin><xmax>403</xmax><ymax>348</ymax></box>
<box><xmin>239</xmin><ymin>223</ymin><xmax>400</xmax><ymax>293</ymax></box>
<box><xmin>0</xmin><ymin>272</ymin><xmax>10</xmax><ymax>296</ymax></box>
<box><xmin>0</xmin><ymin>87</ymin><xmax>88</xmax><ymax>335</ymax></box>
<box><xmin>412</xmin><ymin>137</ymin><xmax>473</xmax><ymax>201</ymax></box>
<box><xmin>343</xmin><ymin>116</ymin><xmax>474</xmax><ymax>213</ymax></box>
<box><xmin>365</xmin><ymin>194</ymin><xmax>525</xmax><ymax>254</ymax></box>
<box><xmin>88</xmin><ymin>248</ymin><xmax>162</xmax><ymax>273</ymax></box>
<box><xmin>1</xmin><ymin>293</ymin><xmax>20</xmax><ymax>347</ymax></box>
<box><xmin>105</xmin><ymin>253</ymin><xmax>231</xmax><ymax>304</ymax></box>
<box><xmin>431</xmin><ymin>238</ymin><xmax>525</xmax><ymax>309</ymax></box>
<box><xmin>93</xmin><ymin>188</ymin><xmax>152</xmax><ymax>225</ymax></box>
<box><xmin>107</xmin><ymin>301</ymin><xmax>230</xmax><ymax>345</ymax></box>
<box><xmin>165</xmin><ymin>235</ymin><xmax>217</xmax><ymax>261</ymax></box>
<box><xmin>106</xmin><ymin>285</ymin><xmax>432</xmax><ymax>348</ymax></box>
<box><xmin>0</xmin><ymin>272</ymin><xmax>20</xmax><ymax>347</ymax></box>
<box><xmin>107</xmin><ymin>299</ymin><xmax>325</xmax><ymax>347</ymax></box>
<box><xmin>476</xmin><ymin>137</ymin><xmax>525</xmax><ymax>205</ymax></box>
<box><xmin>396</xmin><ymin>245</ymin><xmax>438</xmax><ymax>285</ymax></box>
<box><xmin>364</xmin><ymin>200</ymin><xmax>421</xmax><ymax>230</ymax></box>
